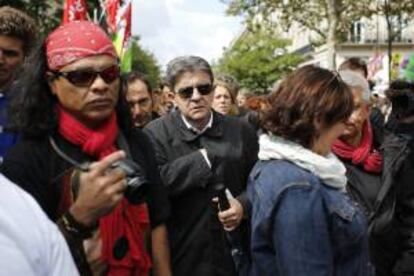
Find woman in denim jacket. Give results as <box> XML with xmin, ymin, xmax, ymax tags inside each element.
<box><xmin>247</xmin><ymin>65</ymin><xmax>373</xmax><ymax>276</ymax></box>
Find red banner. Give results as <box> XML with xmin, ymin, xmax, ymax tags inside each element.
<box><xmin>121</xmin><ymin>2</ymin><xmax>132</xmax><ymax>45</ymax></box>
<box><xmin>62</xmin><ymin>0</ymin><xmax>88</xmax><ymax>24</ymax></box>
<box><xmin>105</xmin><ymin>0</ymin><xmax>121</xmax><ymax>33</ymax></box>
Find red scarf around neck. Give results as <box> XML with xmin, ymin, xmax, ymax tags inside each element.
<box><xmin>57</xmin><ymin>106</ymin><xmax>151</xmax><ymax>276</ymax></box>
<box><xmin>332</xmin><ymin>120</ymin><xmax>383</xmax><ymax>174</ymax></box>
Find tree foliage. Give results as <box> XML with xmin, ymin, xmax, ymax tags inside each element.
<box><xmin>223</xmin><ymin>0</ymin><xmax>414</xmax><ymax>69</ymax></box>
<box><xmin>130</xmin><ymin>37</ymin><xmax>161</xmax><ymax>89</ymax></box>
<box><xmin>225</xmin><ymin>0</ymin><xmax>371</xmax><ymax>41</ymax></box>
<box><xmin>215</xmin><ymin>28</ymin><xmax>303</xmax><ymax>94</ymax></box>
<box><xmin>224</xmin><ymin>0</ymin><xmax>377</xmax><ymax>69</ymax></box>
<box><xmin>0</xmin><ymin>0</ymin><xmax>102</xmax><ymax>38</ymax></box>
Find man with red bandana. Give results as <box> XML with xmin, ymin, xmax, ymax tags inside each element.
<box><xmin>0</xmin><ymin>21</ymin><xmax>171</xmax><ymax>276</ymax></box>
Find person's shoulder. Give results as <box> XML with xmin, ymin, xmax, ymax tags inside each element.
<box><xmin>249</xmin><ymin>160</ymin><xmax>322</xmax><ymax>209</ymax></box>
<box><xmin>0</xmin><ymin>174</ymin><xmax>79</xmax><ymax>275</ymax></box>
<box><xmin>145</xmin><ymin>112</ymin><xmax>179</xmax><ymax>141</ymax></box>
<box><xmin>0</xmin><ymin>173</ymin><xmax>53</xmax><ymax>243</ymax></box>
<box><xmin>0</xmin><ymin>135</ymin><xmax>53</xmax><ymax>184</ymax></box>
<box><xmin>381</xmin><ymin>126</ymin><xmax>411</xmax><ymax>152</ymax></box>
<box><xmin>146</xmin><ymin>112</ymin><xmax>174</xmax><ymax>131</ymax></box>
<box><xmin>0</xmin><ymin>174</ymin><xmax>38</xmax><ymax>210</ymax></box>
<box><xmin>242</xmin><ymin>110</ymin><xmax>260</xmax><ymax>129</ymax></box>
<box><xmin>253</xmin><ymin>160</ymin><xmax>318</xmax><ymax>191</ymax></box>
<box><xmin>220</xmin><ymin>112</ymin><xmax>256</xmax><ymax>132</ymax></box>
<box><xmin>4</xmin><ymin>136</ymin><xmax>49</xmax><ymax>163</ymax></box>
<box><xmin>128</xmin><ymin>128</ymin><xmax>154</xmax><ymax>148</ymax></box>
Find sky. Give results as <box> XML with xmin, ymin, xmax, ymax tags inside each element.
<box><xmin>132</xmin><ymin>0</ymin><xmax>243</xmax><ymax>70</ymax></box>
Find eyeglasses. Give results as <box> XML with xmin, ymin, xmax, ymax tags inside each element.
<box><xmin>176</xmin><ymin>83</ymin><xmax>213</xmax><ymax>99</ymax></box>
<box><xmin>51</xmin><ymin>65</ymin><xmax>120</xmax><ymax>87</ymax></box>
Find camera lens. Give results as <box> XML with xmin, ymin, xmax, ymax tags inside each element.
<box><xmin>112</xmin><ymin>159</ymin><xmax>149</xmax><ymax>204</ymax></box>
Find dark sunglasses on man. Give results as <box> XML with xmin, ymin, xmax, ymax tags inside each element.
<box><xmin>49</xmin><ymin>64</ymin><xmax>120</xmax><ymax>87</ymax></box>
<box><xmin>176</xmin><ymin>83</ymin><xmax>213</xmax><ymax>99</ymax></box>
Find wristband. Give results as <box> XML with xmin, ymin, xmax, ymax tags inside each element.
<box><xmin>61</xmin><ymin>211</ymin><xmax>95</xmax><ymax>240</ymax></box>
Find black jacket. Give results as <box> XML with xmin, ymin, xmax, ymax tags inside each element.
<box><xmin>345</xmin><ymin>123</ymin><xmax>414</xmax><ymax>276</ymax></box>
<box><xmin>144</xmin><ymin>110</ymin><xmax>258</xmax><ymax>276</ymax></box>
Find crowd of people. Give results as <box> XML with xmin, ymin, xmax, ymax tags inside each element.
<box><xmin>0</xmin><ymin>5</ymin><xmax>414</xmax><ymax>276</ymax></box>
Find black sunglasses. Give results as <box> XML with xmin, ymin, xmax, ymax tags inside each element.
<box><xmin>177</xmin><ymin>83</ymin><xmax>213</xmax><ymax>99</ymax></box>
<box><xmin>51</xmin><ymin>65</ymin><xmax>120</xmax><ymax>87</ymax></box>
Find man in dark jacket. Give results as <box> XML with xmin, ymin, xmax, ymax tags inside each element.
<box><xmin>144</xmin><ymin>56</ymin><xmax>258</xmax><ymax>276</ymax></box>
<box><xmin>369</xmin><ymin>80</ymin><xmax>414</xmax><ymax>276</ymax></box>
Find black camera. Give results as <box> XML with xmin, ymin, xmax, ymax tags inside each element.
<box><xmin>49</xmin><ymin>136</ymin><xmax>149</xmax><ymax>205</ymax></box>
<box><xmin>111</xmin><ymin>159</ymin><xmax>149</xmax><ymax>205</ymax></box>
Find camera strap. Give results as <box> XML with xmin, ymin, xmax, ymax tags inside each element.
<box><xmin>49</xmin><ymin>135</ymin><xmax>90</xmax><ymax>171</ymax></box>
<box><xmin>49</xmin><ymin>131</ymin><xmax>133</xmax><ymax>171</ymax></box>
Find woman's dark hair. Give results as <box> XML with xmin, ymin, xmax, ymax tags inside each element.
<box><xmin>261</xmin><ymin>65</ymin><xmax>354</xmax><ymax>149</ymax></box>
<box><xmin>8</xmin><ymin>41</ymin><xmax>57</xmax><ymax>138</ymax></box>
<box><xmin>9</xmin><ymin>39</ymin><xmax>132</xmax><ymax>139</ymax></box>
<box><xmin>386</xmin><ymin>80</ymin><xmax>414</xmax><ymax>119</ymax></box>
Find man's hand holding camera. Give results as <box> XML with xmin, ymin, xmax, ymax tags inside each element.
<box><xmin>69</xmin><ymin>151</ymin><xmax>128</xmax><ymax>227</ymax></box>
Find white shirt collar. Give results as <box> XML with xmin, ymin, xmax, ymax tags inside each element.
<box><xmin>181</xmin><ymin>111</ymin><xmax>213</xmax><ymax>134</ymax></box>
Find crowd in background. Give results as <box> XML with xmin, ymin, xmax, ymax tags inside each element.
<box><xmin>0</xmin><ymin>5</ymin><xmax>414</xmax><ymax>276</ymax></box>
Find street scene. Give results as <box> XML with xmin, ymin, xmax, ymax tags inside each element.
<box><xmin>0</xmin><ymin>0</ymin><xmax>413</xmax><ymax>275</ymax></box>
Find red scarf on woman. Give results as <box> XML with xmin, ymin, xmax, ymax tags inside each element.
<box><xmin>57</xmin><ymin>106</ymin><xmax>151</xmax><ymax>276</ymax></box>
<box><xmin>332</xmin><ymin>120</ymin><xmax>382</xmax><ymax>174</ymax></box>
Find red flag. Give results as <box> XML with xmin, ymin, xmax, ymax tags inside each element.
<box><xmin>105</xmin><ymin>0</ymin><xmax>121</xmax><ymax>33</ymax></box>
<box><xmin>62</xmin><ymin>0</ymin><xmax>88</xmax><ymax>24</ymax></box>
<box><xmin>110</xmin><ymin>0</ymin><xmax>132</xmax><ymax>72</ymax></box>
<box><xmin>121</xmin><ymin>2</ymin><xmax>132</xmax><ymax>46</ymax></box>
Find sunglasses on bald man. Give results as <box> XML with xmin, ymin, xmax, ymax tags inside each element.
<box><xmin>50</xmin><ymin>65</ymin><xmax>120</xmax><ymax>87</ymax></box>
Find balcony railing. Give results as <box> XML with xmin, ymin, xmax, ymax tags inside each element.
<box><xmin>348</xmin><ymin>31</ymin><xmax>413</xmax><ymax>44</ymax></box>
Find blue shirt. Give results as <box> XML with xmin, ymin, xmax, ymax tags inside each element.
<box><xmin>0</xmin><ymin>92</ymin><xmax>19</xmax><ymax>162</ymax></box>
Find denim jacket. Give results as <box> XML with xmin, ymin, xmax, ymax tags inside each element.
<box><xmin>247</xmin><ymin>160</ymin><xmax>374</xmax><ymax>276</ymax></box>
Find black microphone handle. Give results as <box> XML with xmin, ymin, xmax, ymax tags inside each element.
<box><xmin>215</xmin><ymin>183</ymin><xmax>231</xmax><ymax>211</ymax></box>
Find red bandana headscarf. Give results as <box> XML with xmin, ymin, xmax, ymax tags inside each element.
<box><xmin>46</xmin><ymin>20</ymin><xmax>118</xmax><ymax>70</ymax></box>
<box><xmin>332</xmin><ymin>120</ymin><xmax>383</xmax><ymax>174</ymax></box>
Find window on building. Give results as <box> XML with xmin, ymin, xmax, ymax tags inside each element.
<box><xmin>350</xmin><ymin>21</ymin><xmax>363</xmax><ymax>43</ymax></box>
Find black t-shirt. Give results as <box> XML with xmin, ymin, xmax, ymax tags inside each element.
<box><xmin>0</xmin><ymin>128</ymin><xmax>170</xmax><ymax>228</ymax></box>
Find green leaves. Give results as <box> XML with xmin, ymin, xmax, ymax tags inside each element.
<box><xmin>225</xmin><ymin>0</ymin><xmax>414</xmax><ymax>44</ymax></box>
<box><xmin>130</xmin><ymin>38</ymin><xmax>161</xmax><ymax>89</ymax></box>
<box><xmin>0</xmin><ymin>0</ymin><xmax>102</xmax><ymax>38</ymax></box>
<box><xmin>215</xmin><ymin>28</ymin><xmax>303</xmax><ymax>94</ymax></box>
